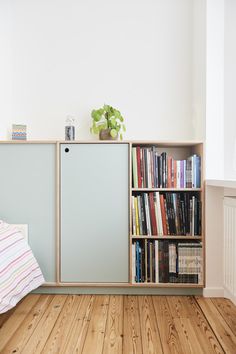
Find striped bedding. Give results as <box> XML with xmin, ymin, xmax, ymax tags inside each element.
<box><xmin>0</xmin><ymin>220</ymin><xmax>44</xmax><ymax>313</ymax></box>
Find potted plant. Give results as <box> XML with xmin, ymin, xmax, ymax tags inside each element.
<box><xmin>90</xmin><ymin>104</ymin><xmax>126</xmax><ymax>140</ymax></box>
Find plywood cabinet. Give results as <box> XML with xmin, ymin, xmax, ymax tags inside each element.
<box><xmin>0</xmin><ymin>141</ymin><xmax>204</xmax><ymax>290</ymax></box>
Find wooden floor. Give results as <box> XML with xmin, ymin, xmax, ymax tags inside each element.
<box><xmin>0</xmin><ymin>295</ymin><xmax>236</xmax><ymax>353</ymax></box>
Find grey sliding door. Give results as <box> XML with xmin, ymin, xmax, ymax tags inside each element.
<box><xmin>60</xmin><ymin>143</ymin><xmax>129</xmax><ymax>283</ymax></box>
<box><xmin>0</xmin><ymin>143</ymin><xmax>56</xmax><ymax>282</ymax></box>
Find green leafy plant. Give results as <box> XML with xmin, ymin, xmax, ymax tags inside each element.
<box><xmin>90</xmin><ymin>104</ymin><xmax>126</xmax><ymax>140</ymax></box>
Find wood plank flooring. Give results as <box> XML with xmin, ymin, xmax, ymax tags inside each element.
<box><xmin>0</xmin><ymin>295</ymin><xmax>235</xmax><ymax>353</ymax></box>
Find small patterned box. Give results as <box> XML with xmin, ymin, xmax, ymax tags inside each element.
<box><xmin>12</xmin><ymin>124</ymin><xmax>27</xmax><ymax>140</ymax></box>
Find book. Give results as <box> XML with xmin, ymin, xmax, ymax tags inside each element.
<box><xmin>136</xmin><ymin>147</ymin><xmax>142</xmax><ymax>188</ymax></box>
<box><xmin>145</xmin><ymin>239</ymin><xmax>148</xmax><ymax>282</ymax></box>
<box><xmin>163</xmin><ymin>240</ymin><xmax>169</xmax><ymax>282</ymax></box>
<box><xmin>169</xmin><ymin>243</ymin><xmax>177</xmax><ymax>283</ymax></box>
<box><xmin>132</xmin><ymin>243</ymin><xmax>136</xmax><ymax>283</ymax></box>
<box><xmin>160</xmin><ymin>194</ymin><xmax>167</xmax><ymax>235</ymax></box>
<box><xmin>154</xmin><ymin>192</ymin><xmax>163</xmax><ymax>236</ymax></box>
<box><xmin>155</xmin><ymin>240</ymin><xmax>159</xmax><ymax>283</ymax></box>
<box><xmin>144</xmin><ymin>193</ymin><xmax>152</xmax><ymax>235</ymax></box>
<box><xmin>134</xmin><ymin>197</ymin><xmax>140</xmax><ymax>235</ymax></box>
<box><xmin>158</xmin><ymin>241</ymin><xmax>164</xmax><ymax>283</ymax></box>
<box><xmin>149</xmin><ymin>193</ymin><xmax>157</xmax><ymax>235</ymax></box>
<box><xmin>132</xmin><ymin>148</ymin><xmax>138</xmax><ymax>188</ymax></box>
<box><xmin>178</xmin><ymin>242</ymin><xmax>202</xmax><ymax>284</ymax></box>
<box><xmin>132</xmin><ymin>196</ymin><xmax>136</xmax><ymax>235</ymax></box>
<box><xmin>150</xmin><ymin>241</ymin><xmax>153</xmax><ymax>282</ymax></box>
<box><xmin>137</xmin><ymin>195</ymin><xmax>143</xmax><ymax>235</ymax></box>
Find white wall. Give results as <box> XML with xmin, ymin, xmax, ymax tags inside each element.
<box><xmin>224</xmin><ymin>0</ymin><xmax>236</xmax><ymax>180</ymax></box>
<box><xmin>192</xmin><ymin>0</ymin><xmax>206</xmax><ymax>141</ymax></box>
<box><xmin>203</xmin><ymin>0</ymin><xmax>236</xmax><ymax>299</ymax></box>
<box><xmin>205</xmin><ymin>0</ymin><xmax>236</xmax><ymax>181</ymax></box>
<box><xmin>0</xmin><ymin>1</ymin><xmax>12</xmax><ymax>138</ymax></box>
<box><xmin>204</xmin><ymin>0</ymin><xmax>225</xmax><ymax>297</ymax></box>
<box><xmin>0</xmin><ymin>0</ymin><xmax>205</xmax><ymax>141</ymax></box>
<box><xmin>205</xmin><ymin>0</ymin><xmax>224</xmax><ymax>179</ymax></box>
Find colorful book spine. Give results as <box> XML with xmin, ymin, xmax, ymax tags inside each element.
<box><xmin>132</xmin><ymin>196</ymin><xmax>136</xmax><ymax>235</ymax></box>
<box><xmin>136</xmin><ymin>147</ymin><xmax>142</xmax><ymax>188</ymax></box>
<box><xmin>132</xmin><ymin>240</ymin><xmax>202</xmax><ymax>284</ymax></box>
<box><xmin>132</xmin><ymin>148</ymin><xmax>138</xmax><ymax>188</ymax></box>
<box><xmin>132</xmin><ymin>147</ymin><xmax>201</xmax><ymax>190</ymax></box>
<box><xmin>134</xmin><ymin>197</ymin><xmax>140</xmax><ymax>235</ymax></box>
<box><xmin>149</xmin><ymin>193</ymin><xmax>157</xmax><ymax>235</ymax></box>
<box><xmin>132</xmin><ymin>192</ymin><xmax>201</xmax><ymax>236</ymax></box>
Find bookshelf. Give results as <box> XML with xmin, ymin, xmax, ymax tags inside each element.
<box><xmin>129</xmin><ymin>142</ymin><xmax>204</xmax><ymax>288</ymax></box>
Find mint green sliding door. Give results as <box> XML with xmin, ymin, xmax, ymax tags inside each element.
<box><xmin>60</xmin><ymin>143</ymin><xmax>129</xmax><ymax>283</ymax></box>
<box><xmin>0</xmin><ymin>144</ymin><xmax>56</xmax><ymax>282</ymax></box>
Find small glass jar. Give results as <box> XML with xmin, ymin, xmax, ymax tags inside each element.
<box><xmin>65</xmin><ymin>115</ymin><xmax>75</xmax><ymax>141</ymax></box>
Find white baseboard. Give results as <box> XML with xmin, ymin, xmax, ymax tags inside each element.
<box><xmin>203</xmin><ymin>287</ymin><xmax>224</xmax><ymax>297</ymax></box>
<box><xmin>224</xmin><ymin>287</ymin><xmax>236</xmax><ymax>305</ymax></box>
<box><xmin>204</xmin><ymin>287</ymin><xmax>236</xmax><ymax>303</ymax></box>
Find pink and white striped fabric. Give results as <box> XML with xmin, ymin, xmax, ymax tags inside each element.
<box><xmin>0</xmin><ymin>220</ymin><xmax>44</xmax><ymax>313</ymax></box>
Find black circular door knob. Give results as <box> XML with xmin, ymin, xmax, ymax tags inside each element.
<box><xmin>65</xmin><ymin>148</ymin><xmax>69</xmax><ymax>153</ymax></box>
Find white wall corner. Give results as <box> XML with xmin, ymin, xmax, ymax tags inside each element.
<box><xmin>224</xmin><ymin>287</ymin><xmax>236</xmax><ymax>306</ymax></box>
<box><xmin>203</xmin><ymin>287</ymin><xmax>224</xmax><ymax>297</ymax></box>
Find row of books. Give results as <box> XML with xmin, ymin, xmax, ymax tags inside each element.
<box><xmin>132</xmin><ymin>240</ymin><xmax>202</xmax><ymax>284</ymax></box>
<box><xmin>132</xmin><ymin>192</ymin><xmax>201</xmax><ymax>236</ymax></box>
<box><xmin>132</xmin><ymin>146</ymin><xmax>201</xmax><ymax>189</ymax></box>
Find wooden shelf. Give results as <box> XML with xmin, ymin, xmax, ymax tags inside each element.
<box><xmin>132</xmin><ymin>188</ymin><xmax>202</xmax><ymax>192</ymax></box>
<box><xmin>130</xmin><ymin>141</ymin><xmax>203</xmax><ymax>147</ymax></box>
<box><xmin>130</xmin><ymin>283</ymin><xmax>204</xmax><ymax>288</ymax></box>
<box><xmin>42</xmin><ymin>282</ymin><xmax>204</xmax><ymax>288</ymax></box>
<box><xmin>131</xmin><ymin>235</ymin><xmax>202</xmax><ymax>240</ymax></box>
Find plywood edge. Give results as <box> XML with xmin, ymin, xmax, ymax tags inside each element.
<box><xmin>0</xmin><ymin>140</ymin><xmax>204</xmax><ymax>146</ymax></box>
<box><xmin>0</xmin><ymin>140</ymin><xmax>58</xmax><ymax>144</ymax></box>
<box><xmin>41</xmin><ymin>282</ymin><xmax>204</xmax><ymax>288</ymax></box>
<box><xmin>56</xmin><ymin>142</ymin><xmax>60</xmax><ymax>284</ymax></box>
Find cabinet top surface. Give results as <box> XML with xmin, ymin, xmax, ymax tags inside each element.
<box><xmin>0</xmin><ymin>140</ymin><xmax>204</xmax><ymax>147</ymax></box>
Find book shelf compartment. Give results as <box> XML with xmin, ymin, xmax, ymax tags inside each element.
<box><xmin>131</xmin><ymin>192</ymin><xmax>202</xmax><ymax>237</ymax></box>
<box><xmin>131</xmin><ymin>238</ymin><xmax>203</xmax><ymax>285</ymax></box>
<box><xmin>130</xmin><ymin>282</ymin><xmax>204</xmax><ymax>288</ymax></box>
<box><xmin>130</xmin><ymin>142</ymin><xmax>204</xmax><ymax>288</ymax></box>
